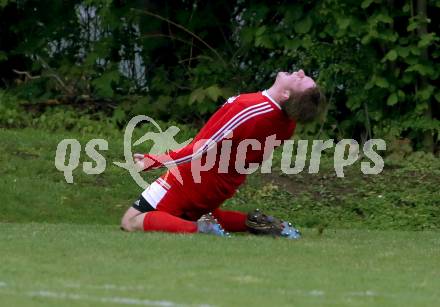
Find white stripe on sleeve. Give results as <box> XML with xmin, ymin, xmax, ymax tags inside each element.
<box><xmin>163</xmin><ymin>102</ymin><xmax>273</xmax><ymax>166</ymax></box>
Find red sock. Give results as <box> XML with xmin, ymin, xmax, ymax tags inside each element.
<box><xmin>143</xmin><ymin>211</ymin><xmax>197</xmax><ymax>233</ymax></box>
<box><xmin>212</xmin><ymin>209</ymin><xmax>247</xmax><ymax>232</ymax></box>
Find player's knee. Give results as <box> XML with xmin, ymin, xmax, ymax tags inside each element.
<box><xmin>120</xmin><ymin>206</ymin><xmax>141</xmax><ymax>232</ymax></box>
<box><xmin>120</xmin><ymin>216</ymin><xmax>136</xmax><ymax>232</ymax></box>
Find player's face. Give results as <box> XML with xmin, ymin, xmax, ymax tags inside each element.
<box><xmin>276</xmin><ymin>69</ymin><xmax>316</xmax><ymax>93</ymax></box>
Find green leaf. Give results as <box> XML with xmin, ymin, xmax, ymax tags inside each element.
<box><xmin>255</xmin><ymin>26</ymin><xmax>266</xmax><ymax>36</ymax></box>
<box><xmin>347</xmin><ymin>96</ymin><xmax>362</xmax><ymax>109</ymax></box>
<box><xmin>84</xmin><ymin>52</ymin><xmax>99</xmax><ymax>66</ymax></box>
<box><xmin>361</xmin><ymin>34</ymin><xmax>371</xmax><ymax>45</ymax></box>
<box><xmin>0</xmin><ymin>51</ymin><xmax>7</xmax><ymax>62</ymax></box>
<box><xmin>407</xmin><ymin>19</ymin><xmax>418</xmax><ymax>32</ymax></box>
<box><xmin>241</xmin><ymin>27</ymin><xmax>255</xmax><ymax>44</ymax></box>
<box><xmin>435</xmin><ymin>92</ymin><xmax>440</xmax><ymax>102</ymax></box>
<box><xmin>417</xmin><ymin>85</ymin><xmax>435</xmax><ymax>101</ymax></box>
<box><xmin>397</xmin><ymin>90</ymin><xmax>406</xmax><ymax>100</ymax></box>
<box><xmin>255</xmin><ymin>34</ymin><xmax>274</xmax><ymax>48</ymax></box>
<box><xmin>396</xmin><ymin>46</ymin><xmax>409</xmax><ymax>58</ymax></box>
<box><xmin>401</xmin><ymin>72</ymin><xmax>414</xmax><ymax>84</ymax></box>
<box><xmin>157</xmin><ymin>95</ymin><xmax>172</xmax><ymax>106</ymax></box>
<box><xmin>418</xmin><ymin>33</ymin><xmax>439</xmax><ymax>48</ymax></box>
<box><xmin>361</xmin><ymin>0</ymin><xmax>374</xmax><ymax>9</ymax></box>
<box><xmin>284</xmin><ymin>38</ymin><xmax>301</xmax><ymax>50</ymax></box>
<box><xmin>405</xmin><ymin>64</ymin><xmax>435</xmax><ymax>77</ymax></box>
<box><xmin>0</xmin><ymin>0</ymin><xmax>13</xmax><ymax>8</ymax></box>
<box><xmin>375</xmin><ymin>13</ymin><xmax>393</xmax><ymax>24</ymax></box>
<box><xmin>384</xmin><ymin>50</ymin><xmax>398</xmax><ymax>61</ymax></box>
<box><xmin>284</xmin><ymin>6</ymin><xmax>303</xmax><ymax>21</ymax></box>
<box><xmin>337</xmin><ymin>17</ymin><xmax>351</xmax><ymax>30</ymax></box>
<box><xmin>189</xmin><ymin>88</ymin><xmax>205</xmax><ymax>105</ymax></box>
<box><xmin>364</xmin><ymin>78</ymin><xmax>375</xmax><ymax>90</ymax></box>
<box><xmin>387</xmin><ymin>93</ymin><xmax>398</xmax><ymax>106</ymax></box>
<box><xmin>409</xmin><ymin>46</ymin><xmax>421</xmax><ymax>56</ymax></box>
<box><xmin>205</xmin><ymin>85</ymin><xmax>222</xmax><ymax>101</ymax></box>
<box><xmin>112</xmin><ymin>107</ymin><xmax>126</xmax><ymax>124</ymax></box>
<box><xmin>294</xmin><ymin>15</ymin><xmax>312</xmax><ymax>34</ymax></box>
<box><xmin>92</xmin><ymin>70</ymin><xmax>120</xmax><ymax>98</ymax></box>
<box><xmin>375</xmin><ymin>77</ymin><xmax>389</xmax><ymax>88</ymax></box>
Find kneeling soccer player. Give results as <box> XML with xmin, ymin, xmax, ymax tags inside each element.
<box><xmin>120</xmin><ymin>69</ymin><xmax>325</xmax><ymax>238</ymax></box>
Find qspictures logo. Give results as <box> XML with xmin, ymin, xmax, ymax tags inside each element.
<box><xmin>54</xmin><ymin>116</ymin><xmax>386</xmax><ymax>189</ymax></box>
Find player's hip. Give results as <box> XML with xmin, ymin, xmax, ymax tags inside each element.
<box><xmin>141</xmin><ymin>173</ymin><xmax>236</xmax><ymax>219</ymax></box>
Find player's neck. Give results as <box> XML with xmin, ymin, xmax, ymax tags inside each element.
<box><xmin>266</xmin><ymin>86</ymin><xmax>285</xmax><ymax>106</ymax></box>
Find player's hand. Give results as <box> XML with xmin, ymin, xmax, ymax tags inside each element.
<box><xmin>133</xmin><ymin>153</ymin><xmax>144</xmax><ymax>164</ymax></box>
<box><xmin>133</xmin><ymin>153</ymin><xmax>157</xmax><ymax>171</ymax></box>
<box><xmin>133</xmin><ymin>153</ymin><xmax>149</xmax><ymax>171</ymax></box>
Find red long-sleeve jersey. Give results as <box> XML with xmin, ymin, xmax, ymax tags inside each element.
<box><xmin>144</xmin><ymin>90</ymin><xmax>296</xmax><ymax>212</ymax></box>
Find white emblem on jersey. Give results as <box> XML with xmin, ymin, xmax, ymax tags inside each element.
<box><xmin>224</xmin><ymin>95</ymin><xmax>239</xmax><ymax>105</ymax></box>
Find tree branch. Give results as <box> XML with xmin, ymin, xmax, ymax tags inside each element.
<box><xmin>12</xmin><ymin>69</ymin><xmax>41</xmax><ymax>80</ymax></box>
<box><xmin>134</xmin><ymin>8</ymin><xmax>226</xmax><ymax>66</ymax></box>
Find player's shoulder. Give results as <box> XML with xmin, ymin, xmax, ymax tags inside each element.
<box><xmin>222</xmin><ymin>92</ymin><xmax>262</xmax><ymax>107</ymax></box>
<box><xmin>228</xmin><ymin>91</ymin><xmax>281</xmax><ymax>111</ymax></box>
<box><xmin>235</xmin><ymin>91</ymin><xmax>266</xmax><ymax>106</ymax></box>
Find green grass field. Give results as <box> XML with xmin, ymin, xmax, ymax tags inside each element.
<box><xmin>1</xmin><ymin>223</ymin><xmax>439</xmax><ymax>307</ymax></box>
<box><xmin>1</xmin><ymin>127</ymin><xmax>439</xmax><ymax>306</ymax></box>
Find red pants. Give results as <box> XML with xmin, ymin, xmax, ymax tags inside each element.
<box><xmin>140</xmin><ymin>176</ymin><xmax>247</xmax><ymax>233</ymax></box>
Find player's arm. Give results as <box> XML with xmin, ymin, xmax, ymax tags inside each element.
<box><xmin>134</xmin><ymin>137</ymin><xmax>213</xmax><ymax>171</ymax></box>
<box><xmin>135</xmin><ymin>99</ymin><xmax>274</xmax><ymax>171</ymax></box>
<box><xmin>134</xmin><ymin>106</ymin><xmax>237</xmax><ymax>171</ymax></box>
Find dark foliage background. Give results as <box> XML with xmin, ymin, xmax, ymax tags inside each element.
<box><xmin>0</xmin><ymin>0</ymin><xmax>439</xmax><ymax>152</ymax></box>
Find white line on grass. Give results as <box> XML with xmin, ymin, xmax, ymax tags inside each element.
<box><xmin>0</xmin><ymin>280</ymin><xmax>403</xmax><ymax>304</ymax></box>
<box><xmin>28</xmin><ymin>290</ymin><xmax>191</xmax><ymax>306</ymax></box>
<box><xmin>0</xmin><ymin>287</ymin><xmax>213</xmax><ymax>307</ymax></box>
<box><xmin>308</xmin><ymin>290</ymin><xmax>325</xmax><ymax>297</ymax></box>
<box><xmin>63</xmin><ymin>282</ymin><xmax>147</xmax><ymax>291</ymax></box>
<box><xmin>27</xmin><ymin>290</ymin><xmax>214</xmax><ymax>307</ymax></box>
<box><xmin>284</xmin><ymin>289</ymin><xmax>394</xmax><ymax>299</ymax></box>
<box><xmin>347</xmin><ymin>290</ymin><xmax>378</xmax><ymax>297</ymax></box>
